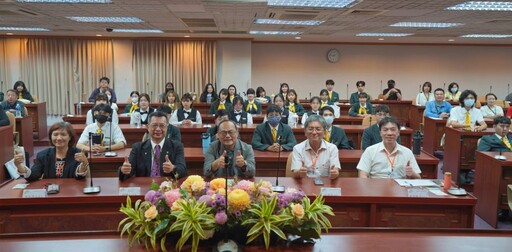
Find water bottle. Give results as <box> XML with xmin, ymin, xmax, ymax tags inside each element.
<box><xmin>202</xmin><ymin>133</ymin><xmax>211</xmax><ymax>154</ymax></box>
<box><xmin>412</xmin><ymin>130</ymin><xmax>422</xmax><ymax>155</ymax></box>
<box><xmin>290</xmin><ymin>113</ymin><xmax>298</xmax><ymax>128</ymax></box>
<box><xmin>15</xmin><ymin>103</ymin><xmax>21</xmax><ymax>118</ymax></box>
<box><xmin>206</xmin><ymin>94</ymin><xmax>212</xmax><ymax>103</ymax></box>
<box><xmin>132</xmin><ymin>112</ymin><xmax>141</xmax><ymax>128</ymax></box>
<box><xmin>77</xmin><ymin>101</ymin><xmax>82</xmax><ymax>115</ymax></box>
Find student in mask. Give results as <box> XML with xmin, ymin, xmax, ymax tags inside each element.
<box><xmin>77</xmin><ymin>104</ymin><xmax>126</xmax><ymax>155</ymax></box>
<box><xmin>124</xmin><ymin>91</ymin><xmax>140</xmax><ymax>114</ymax></box>
<box><xmin>252</xmin><ymin>104</ymin><xmax>297</xmax><ymax>152</ymax></box>
<box><xmin>321</xmin><ymin>106</ymin><xmax>351</xmax><ymax>149</ymax></box>
<box><xmin>447</xmin><ymin>89</ymin><xmax>487</xmax><ymax>132</ymax></box>
<box><xmin>86</xmin><ymin>93</ymin><xmax>119</xmax><ymax>125</ymax></box>
<box><xmin>159</xmin><ymin>82</ymin><xmax>175</xmax><ymax>102</ymax></box>
<box><xmin>383</xmin><ymin>79</ymin><xmax>402</xmax><ymax>101</ymax></box>
<box><xmin>445</xmin><ymin>82</ymin><xmax>462</xmax><ymax>102</ymax></box>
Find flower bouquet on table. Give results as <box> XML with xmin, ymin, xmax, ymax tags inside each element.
<box><xmin>119</xmin><ymin>175</ymin><xmax>334</xmax><ymax>252</ymax></box>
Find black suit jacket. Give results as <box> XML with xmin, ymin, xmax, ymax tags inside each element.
<box><xmin>478</xmin><ymin>134</ymin><xmax>512</xmax><ymax>152</ymax></box>
<box><xmin>119</xmin><ymin>138</ymin><xmax>187</xmax><ymax>181</ymax></box>
<box><xmin>330</xmin><ymin>126</ymin><xmax>352</xmax><ymax>150</ymax></box>
<box><xmin>25</xmin><ymin>147</ymin><xmax>85</xmax><ymax>182</ymax></box>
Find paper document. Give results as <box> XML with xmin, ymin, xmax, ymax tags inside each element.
<box><xmin>394</xmin><ymin>179</ymin><xmax>438</xmax><ymax>187</ymax></box>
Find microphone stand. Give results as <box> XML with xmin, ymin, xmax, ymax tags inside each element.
<box><xmin>105</xmin><ymin>119</ymin><xmax>117</xmax><ymax>157</ymax></box>
<box><xmin>217</xmin><ymin>154</ymin><xmax>238</xmax><ymax>252</ymax></box>
<box><xmin>83</xmin><ymin>133</ymin><xmax>101</xmax><ymax>194</ymax></box>
<box><xmin>272</xmin><ymin>136</ymin><xmax>285</xmax><ymax>193</ymax></box>
<box><xmin>495</xmin><ymin>149</ymin><xmax>506</xmax><ymax>160</ymax></box>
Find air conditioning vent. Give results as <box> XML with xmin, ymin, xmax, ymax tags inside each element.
<box><xmin>181</xmin><ymin>18</ymin><xmax>217</xmax><ymax>28</ymax></box>
<box><xmin>343</xmin><ymin>9</ymin><xmax>387</xmax><ymax>16</ymax></box>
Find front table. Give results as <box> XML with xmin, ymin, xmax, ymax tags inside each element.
<box><xmin>0</xmin><ymin>177</ymin><xmax>475</xmax><ymax>235</ymax></box>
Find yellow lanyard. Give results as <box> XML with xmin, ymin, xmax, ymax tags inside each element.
<box><xmin>328</xmin><ymin>91</ymin><xmax>332</xmax><ymax>100</ymax></box>
<box><xmin>129</xmin><ymin>104</ymin><xmax>138</xmax><ymax>113</ymax></box>
<box><xmin>18</xmin><ymin>93</ymin><xmax>22</xmax><ymax>99</ymax></box>
<box><xmin>308</xmin><ymin>149</ymin><xmax>322</xmax><ymax>171</ymax></box>
<box><xmin>246</xmin><ymin>102</ymin><xmax>257</xmax><ymax>112</ymax></box>
<box><xmin>324</xmin><ymin>131</ymin><xmax>330</xmax><ymax>142</ymax></box>
<box><xmin>465</xmin><ymin>111</ymin><xmax>471</xmax><ymax>126</ymax></box>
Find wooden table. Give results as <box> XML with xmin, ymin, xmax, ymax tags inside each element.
<box><xmin>0</xmin><ymin>125</ymin><xmax>14</xmax><ymax>183</ymax></box>
<box><xmin>63</xmin><ymin>114</ymin><xmax>131</xmax><ymax>125</ymax></box>
<box><xmin>409</xmin><ymin>105</ymin><xmax>425</xmax><ymax>131</ymax></box>
<box><xmin>0</xmin><ymin>177</ymin><xmax>476</xmax><ymax>235</ymax></box>
<box><xmin>72</xmin><ymin>124</ymin><xmax>146</xmax><ymax>148</ymax></box>
<box><xmin>88</xmin><ymin>148</ymin><xmax>438</xmax><ymax>179</ymax></box>
<box><xmin>373</xmin><ymin>100</ymin><xmax>413</xmax><ymax>127</ymax></box>
<box><xmin>25</xmin><ymin>102</ymin><xmax>47</xmax><ymax>140</ymax></box>
<box><xmin>443</xmin><ymin>127</ymin><xmax>495</xmax><ymax>191</ymax></box>
<box><xmin>75</xmin><ymin>102</ymin><xmax>161</xmax><ymax>115</ymax></box>
<box><xmin>474</xmin><ymin>151</ymin><xmax>512</xmax><ymax>228</ymax></box>
<box><xmin>15</xmin><ymin>116</ymin><xmax>34</xmax><ymax>156</ymax></box>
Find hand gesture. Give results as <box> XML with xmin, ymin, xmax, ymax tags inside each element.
<box><xmin>14</xmin><ymin>149</ymin><xmax>26</xmax><ymax>173</ymax></box>
<box><xmin>74</xmin><ymin>149</ymin><xmax>88</xmax><ymax>164</ymax></box>
<box><xmin>298</xmin><ymin>161</ymin><xmax>307</xmax><ymax>178</ymax></box>
<box><xmin>121</xmin><ymin>156</ymin><xmax>132</xmax><ymax>175</ymax></box>
<box><xmin>182</xmin><ymin>119</ymin><xmax>192</xmax><ymax>126</ymax></box>
<box><xmin>162</xmin><ymin>154</ymin><xmax>175</xmax><ymax>173</ymax></box>
<box><xmin>235</xmin><ymin>151</ymin><xmax>245</xmax><ymax>167</ymax></box>
<box><xmin>405</xmin><ymin>160</ymin><xmax>413</xmax><ymax>178</ymax></box>
<box><xmin>329</xmin><ymin>165</ymin><xmax>339</xmax><ymax>180</ymax></box>
<box><xmin>214</xmin><ymin>151</ymin><xmax>227</xmax><ymax>170</ymax></box>
<box><xmin>91</xmin><ymin>144</ymin><xmax>103</xmax><ymax>154</ymax></box>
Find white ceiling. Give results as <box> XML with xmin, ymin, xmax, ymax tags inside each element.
<box><xmin>1</xmin><ymin>0</ymin><xmax>512</xmax><ymax>44</ymax></box>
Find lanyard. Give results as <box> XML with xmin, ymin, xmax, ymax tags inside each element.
<box><xmin>488</xmin><ymin>105</ymin><xmax>497</xmax><ymax>115</ymax></box>
<box><xmin>385</xmin><ymin>151</ymin><xmax>397</xmax><ymax>171</ymax></box>
<box><xmin>308</xmin><ymin>149</ymin><xmax>322</xmax><ymax>171</ymax></box>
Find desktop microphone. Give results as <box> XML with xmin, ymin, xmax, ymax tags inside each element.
<box><xmin>419</xmin><ymin>84</ymin><xmax>421</xmax><ymax>92</ymax></box>
<box><xmin>272</xmin><ymin>136</ymin><xmax>285</xmax><ymax>193</ymax></box>
<box><xmin>346</xmin><ymin>83</ymin><xmax>349</xmax><ymax>100</ymax></box>
<box><xmin>84</xmin><ymin>133</ymin><xmax>101</xmax><ymax>194</ymax></box>
<box><xmin>105</xmin><ymin>118</ymin><xmax>117</xmax><ymax>157</ymax></box>
<box><xmin>490</xmin><ymin>85</ymin><xmax>492</xmax><ymax>93</ymax></box>
<box><xmin>380</xmin><ymin>80</ymin><xmax>383</xmax><ymax>92</ymax></box>
<box><xmin>495</xmin><ymin>148</ymin><xmax>506</xmax><ymax>160</ymax></box>
<box><xmin>217</xmin><ymin>154</ymin><xmax>238</xmax><ymax>252</ymax></box>
<box><xmin>447</xmin><ymin>138</ymin><xmax>466</xmax><ymax>196</ymax></box>
<box><xmin>443</xmin><ymin>83</ymin><xmax>446</xmax><ymax>91</ymax></box>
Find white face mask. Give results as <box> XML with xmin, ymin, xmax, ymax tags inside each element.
<box><xmin>131</xmin><ymin>97</ymin><xmax>138</xmax><ymax>103</ymax></box>
<box><xmin>323</xmin><ymin>116</ymin><xmax>334</xmax><ymax>125</ymax></box>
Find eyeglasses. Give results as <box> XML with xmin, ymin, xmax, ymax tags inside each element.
<box><xmin>376</xmin><ymin>113</ymin><xmax>389</xmax><ymax>117</ymax></box>
<box><xmin>218</xmin><ymin>130</ymin><xmax>237</xmax><ymax>137</ymax></box>
<box><xmin>149</xmin><ymin>124</ymin><xmax>167</xmax><ymax>130</ymax></box>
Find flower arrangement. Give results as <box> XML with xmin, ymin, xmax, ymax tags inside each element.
<box><xmin>119</xmin><ymin>175</ymin><xmax>334</xmax><ymax>252</ymax></box>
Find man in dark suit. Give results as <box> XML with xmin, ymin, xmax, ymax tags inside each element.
<box><xmin>119</xmin><ymin>111</ymin><xmax>186</xmax><ymax>181</ymax></box>
<box><xmin>478</xmin><ymin>116</ymin><xmax>512</xmax><ymax>152</ymax></box>
<box><xmin>252</xmin><ymin>104</ymin><xmax>297</xmax><ymax>152</ymax></box>
<box><xmin>362</xmin><ymin>105</ymin><xmax>401</xmax><ymax>150</ymax></box>
<box><xmin>321</xmin><ymin>106</ymin><xmax>352</xmax><ymax>149</ymax></box>
<box><xmin>326</xmin><ymin>79</ymin><xmax>340</xmax><ymax>104</ymax></box>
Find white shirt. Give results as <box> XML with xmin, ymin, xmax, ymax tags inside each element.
<box><xmin>301</xmin><ymin>111</ymin><xmax>319</xmax><ymax>125</ymax></box>
<box><xmin>77</xmin><ymin>121</ymin><xmax>127</xmax><ymax>146</ymax></box>
<box><xmin>233</xmin><ymin>110</ymin><xmax>253</xmax><ymax>124</ymax></box>
<box><xmin>130</xmin><ymin>108</ymin><xmax>152</xmax><ymax>125</ymax></box>
<box><xmin>480</xmin><ymin>105</ymin><xmax>504</xmax><ymax>117</ymax></box>
<box><xmin>448</xmin><ymin>106</ymin><xmax>485</xmax><ymax>125</ymax></box>
<box><xmin>86</xmin><ymin>109</ymin><xmax>119</xmax><ymax>125</ymax></box>
<box><xmin>169</xmin><ymin>109</ymin><xmax>202</xmax><ymax>125</ymax></box>
<box><xmin>415</xmin><ymin>92</ymin><xmax>435</xmax><ymax>106</ymax></box>
<box><xmin>290</xmin><ymin>140</ymin><xmax>341</xmax><ymax>177</ymax></box>
<box><xmin>357</xmin><ymin>142</ymin><xmax>421</xmax><ymax>178</ymax></box>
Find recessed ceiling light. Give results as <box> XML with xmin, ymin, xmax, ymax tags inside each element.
<box><xmin>67</xmin><ymin>17</ymin><xmax>143</xmax><ymax>23</ymax></box>
<box><xmin>254</xmin><ymin>19</ymin><xmax>324</xmax><ymax>26</ymax></box>
<box><xmin>17</xmin><ymin>0</ymin><xmax>111</xmax><ymax>3</ymax></box>
<box><xmin>112</xmin><ymin>29</ymin><xmax>163</xmax><ymax>33</ymax></box>
<box><xmin>378</xmin><ymin>38</ymin><xmax>384</xmax><ymax>41</ymax></box>
<box><xmin>460</xmin><ymin>34</ymin><xmax>512</xmax><ymax>38</ymax></box>
<box><xmin>0</xmin><ymin>27</ymin><xmax>49</xmax><ymax>31</ymax></box>
<box><xmin>96</xmin><ymin>34</ymin><xmax>102</xmax><ymax>36</ymax></box>
<box><xmin>249</xmin><ymin>30</ymin><xmax>301</xmax><ymax>35</ymax></box>
<box><xmin>448</xmin><ymin>39</ymin><xmax>455</xmax><ymax>42</ymax></box>
<box><xmin>6</xmin><ymin>33</ymin><xmax>13</xmax><ymax>35</ymax></box>
<box><xmin>268</xmin><ymin>0</ymin><xmax>359</xmax><ymax>8</ymax></box>
<box><xmin>295</xmin><ymin>36</ymin><xmax>301</xmax><ymax>40</ymax></box>
<box><xmin>390</xmin><ymin>22</ymin><xmax>464</xmax><ymax>28</ymax></box>
<box><xmin>356</xmin><ymin>33</ymin><xmax>412</xmax><ymax>37</ymax></box>
<box><xmin>447</xmin><ymin>1</ymin><xmax>512</xmax><ymax>11</ymax></box>
<box><xmin>184</xmin><ymin>35</ymin><xmax>190</xmax><ymax>38</ymax></box>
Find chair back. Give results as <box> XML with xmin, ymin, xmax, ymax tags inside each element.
<box><xmin>285</xmin><ymin>152</ymin><xmax>294</xmax><ymax>177</ymax></box>
<box><xmin>6</xmin><ymin>112</ymin><xmax>19</xmax><ymax>145</ymax></box>
<box><xmin>362</xmin><ymin>115</ymin><xmax>377</xmax><ymax>127</ymax></box>
<box><xmin>508</xmin><ymin>184</ymin><xmax>512</xmax><ymax>210</ymax></box>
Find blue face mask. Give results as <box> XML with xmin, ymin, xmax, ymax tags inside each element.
<box><xmin>450</xmin><ymin>87</ymin><xmax>458</xmax><ymax>93</ymax></box>
<box><xmin>464</xmin><ymin>98</ymin><xmax>475</xmax><ymax>107</ymax></box>
<box><xmin>323</xmin><ymin>116</ymin><xmax>334</xmax><ymax>125</ymax></box>
<box><xmin>268</xmin><ymin>116</ymin><xmax>281</xmax><ymax>126</ymax></box>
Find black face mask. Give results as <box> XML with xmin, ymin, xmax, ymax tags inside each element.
<box><xmin>166</xmin><ymin>87</ymin><xmax>174</xmax><ymax>93</ymax></box>
<box><xmin>95</xmin><ymin>114</ymin><xmax>108</xmax><ymax>124</ymax></box>
<box><xmin>388</xmin><ymin>84</ymin><xmax>395</xmax><ymax>89</ymax></box>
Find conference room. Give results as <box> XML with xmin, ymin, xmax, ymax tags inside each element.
<box><xmin>1</xmin><ymin>0</ymin><xmax>512</xmax><ymax>251</ymax></box>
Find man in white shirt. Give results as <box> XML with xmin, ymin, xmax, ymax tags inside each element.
<box><xmin>357</xmin><ymin>116</ymin><xmax>421</xmax><ymax>179</ymax></box>
<box><xmin>290</xmin><ymin>115</ymin><xmax>340</xmax><ymax>180</ymax></box>
<box><xmin>77</xmin><ymin>104</ymin><xmax>126</xmax><ymax>154</ymax></box>
<box><xmin>447</xmin><ymin>89</ymin><xmax>487</xmax><ymax>132</ymax></box>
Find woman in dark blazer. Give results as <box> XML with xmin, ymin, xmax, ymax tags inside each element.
<box><xmin>14</xmin><ymin>122</ymin><xmax>89</xmax><ymax>182</ymax></box>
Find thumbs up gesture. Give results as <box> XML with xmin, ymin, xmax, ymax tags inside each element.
<box><xmin>14</xmin><ymin>148</ymin><xmax>27</xmax><ymax>173</ymax></box>
<box><xmin>235</xmin><ymin>150</ymin><xmax>246</xmax><ymax>167</ymax></box>
<box><xmin>74</xmin><ymin>149</ymin><xmax>88</xmax><ymax>164</ymax></box>
<box><xmin>213</xmin><ymin>151</ymin><xmax>227</xmax><ymax>171</ymax></box>
<box><xmin>121</xmin><ymin>156</ymin><xmax>132</xmax><ymax>175</ymax></box>
<box><xmin>329</xmin><ymin>165</ymin><xmax>339</xmax><ymax>180</ymax></box>
<box><xmin>405</xmin><ymin>160</ymin><xmax>413</xmax><ymax>178</ymax></box>
<box><xmin>162</xmin><ymin>154</ymin><xmax>175</xmax><ymax>173</ymax></box>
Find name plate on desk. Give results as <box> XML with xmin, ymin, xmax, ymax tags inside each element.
<box><xmin>22</xmin><ymin>189</ymin><xmax>48</xmax><ymax>198</ymax></box>
<box><xmin>119</xmin><ymin>187</ymin><xmax>141</xmax><ymax>196</ymax></box>
<box><xmin>320</xmin><ymin>187</ymin><xmax>342</xmax><ymax>196</ymax></box>
<box><xmin>407</xmin><ymin>188</ymin><xmax>430</xmax><ymax>198</ymax></box>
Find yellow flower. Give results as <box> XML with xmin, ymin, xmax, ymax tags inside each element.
<box><xmin>144</xmin><ymin>205</ymin><xmax>158</xmax><ymax>221</ymax></box>
<box><xmin>228</xmin><ymin>189</ymin><xmax>251</xmax><ymax>212</ymax></box>
<box><xmin>210</xmin><ymin>178</ymin><xmax>226</xmax><ymax>191</ymax></box>
<box><xmin>171</xmin><ymin>198</ymin><xmax>186</xmax><ymax>211</ymax></box>
<box><xmin>191</xmin><ymin>180</ymin><xmax>206</xmax><ymax>193</ymax></box>
<box><xmin>291</xmin><ymin>203</ymin><xmax>304</xmax><ymax>219</ymax></box>
<box><xmin>181</xmin><ymin>175</ymin><xmax>205</xmax><ymax>193</ymax></box>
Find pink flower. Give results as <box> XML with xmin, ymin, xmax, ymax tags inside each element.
<box><xmin>164</xmin><ymin>189</ymin><xmax>181</xmax><ymax>208</ymax></box>
<box><xmin>215</xmin><ymin>211</ymin><xmax>228</xmax><ymax>225</ymax></box>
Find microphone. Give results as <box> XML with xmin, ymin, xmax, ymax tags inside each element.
<box><xmin>443</xmin><ymin>83</ymin><xmax>446</xmax><ymax>91</ymax></box>
<box><xmin>217</xmin><ymin>152</ymin><xmax>238</xmax><ymax>252</ymax></box>
<box><xmin>309</xmin><ymin>92</ymin><xmax>311</xmax><ymax>99</ymax></box>
<box><xmin>272</xmin><ymin>136</ymin><xmax>285</xmax><ymax>192</ymax></box>
<box><xmin>83</xmin><ymin>133</ymin><xmax>101</xmax><ymax>194</ymax></box>
<box><xmin>447</xmin><ymin>138</ymin><xmax>466</xmax><ymax>196</ymax></box>
<box><xmin>490</xmin><ymin>85</ymin><xmax>492</xmax><ymax>93</ymax></box>
<box><xmin>105</xmin><ymin>119</ymin><xmax>117</xmax><ymax>157</ymax></box>
<box><xmin>346</xmin><ymin>83</ymin><xmax>349</xmax><ymax>100</ymax></box>
<box><xmin>495</xmin><ymin>149</ymin><xmax>506</xmax><ymax>160</ymax></box>
<box><xmin>380</xmin><ymin>80</ymin><xmax>383</xmax><ymax>92</ymax></box>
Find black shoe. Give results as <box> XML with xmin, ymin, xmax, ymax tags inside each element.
<box><xmin>498</xmin><ymin>210</ymin><xmax>509</xmax><ymax>222</ymax></box>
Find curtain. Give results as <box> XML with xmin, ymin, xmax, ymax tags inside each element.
<box><xmin>0</xmin><ymin>39</ymin><xmax>6</xmax><ymax>96</ymax></box>
<box><xmin>133</xmin><ymin>40</ymin><xmax>216</xmax><ymax>101</ymax></box>
<box><xmin>20</xmin><ymin>38</ymin><xmax>113</xmax><ymax>114</ymax></box>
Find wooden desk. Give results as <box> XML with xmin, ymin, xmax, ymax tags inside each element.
<box><xmin>0</xmin><ymin>177</ymin><xmax>475</xmax><ymax>235</ymax></box>
<box><xmin>63</xmin><ymin>114</ymin><xmax>131</xmax><ymax>125</ymax></box>
<box><xmin>90</xmin><ymin>148</ymin><xmax>438</xmax><ymax>179</ymax></box>
<box><xmin>202</xmin><ymin>115</ymin><xmax>363</xmax><ymax>126</ymax></box>
<box><xmin>72</xmin><ymin>124</ymin><xmax>146</xmax><ymax>148</ymax></box>
<box><xmin>423</xmin><ymin>117</ymin><xmax>447</xmax><ymax>155</ymax></box>
<box><xmin>75</xmin><ymin>102</ymin><xmax>161</xmax><ymax>115</ymax></box>
<box><xmin>25</xmin><ymin>102</ymin><xmax>47</xmax><ymax>140</ymax></box>
<box><xmin>443</xmin><ymin>127</ymin><xmax>494</xmax><ymax>191</ymax></box>
<box><xmin>409</xmin><ymin>105</ymin><xmax>425</xmax><ymax>131</ymax></box>
<box><xmin>373</xmin><ymin>100</ymin><xmax>413</xmax><ymax>126</ymax></box>
<box><xmin>15</xmin><ymin>116</ymin><xmax>34</xmax><ymax>156</ymax></box>
<box><xmin>474</xmin><ymin>151</ymin><xmax>512</xmax><ymax>228</ymax></box>
<box><xmin>0</xmin><ymin>125</ymin><xmax>14</xmax><ymax>182</ymax></box>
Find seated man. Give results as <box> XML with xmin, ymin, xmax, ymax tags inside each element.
<box><xmin>204</xmin><ymin>119</ymin><xmax>255</xmax><ymax>178</ymax></box>
<box><xmin>478</xmin><ymin>116</ymin><xmax>512</xmax><ymax>152</ymax></box>
<box><xmin>252</xmin><ymin>104</ymin><xmax>297</xmax><ymax>152</ymax></box>
<box><xmin>349</xmin><ymin>81</ymin><xmax>368</xmax><ymax>105</ymax></box>
<box><xmin>1</xmin><ymin>89</ymin><xmax>26</xmax><ymax>116</ymax></box>
<box><xmin>88</xmin><ymin>76</ymin><xmax>117</xmax><ymax>103</ymax></box>
<box><xmin>425</xmin><ymin>88</ymin><xmax>452</xmax><ymax>119</ymax></box>
<box><xmin>362</xmin><ymin>105</ymin><xmax>401</xmax><ymax>150</ymax></box>
<box><xmin>119</xmin><ymin>111</ymin><xmax>187</xmax><ymax>180</ymax></box>
<box><xmin>77</xmin><ymin>104</ymin><xmax>126</xmax><ymax>154</ymax></box>
<box><xmin>357</xmin><ymin>117</ymin><xmax>421</xmax><ymax>179</ymax></box>
<box><xmin>86</xmin><ymin>93</ymin><xmax>119</xmax><ymax>125</ymax></box>
<box><xmin>143</xmin><ymin>109</ymin><xmax>181</xmax><ymax>142</ymax></box>
<box><xmin>447</xmin><ymin>89</ymin><xmax>487</xmax><ymax>132</ymax></box>
<box><xmin>383</xmin><ymin>79</ymin><xmax>402</xmax><ymax>101</ymax></box>
<box><xmin>325</xmin><ymin>79</ymin><xmax>340</xmax><ymax>105</ymax></box>
<box><xmin>290</xmin><ymin>115</ymin><xmax>340</xmax><ymax>179</ymax></box>
<box><xmin>321</xmin><ymin>106</ymin><xmax>352</xmax><ymax>149</ymax></box>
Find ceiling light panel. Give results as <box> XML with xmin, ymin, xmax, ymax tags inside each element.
<box><xmin>390</xmin><ymin>22</ymin><xmax>464</xmax><ymax>28</ymax></box>
<box><xmin>446</xmin><ymin>1</ymin><xmax>512</xmax><ymax>11</ymax></box>
<box><xmin>268</xmin><ymin>0</ymin><xmax>358</xmax><ymax>9</ymax></box>
<box><xmin>250</xmin><ymin>30</ymin><xmax>302</xmax><ymax>35</ymax></box>
<box><xmin>67</xmin><ymin>17</ymin><xmax>143</xmax><ymax>23</ymax></box>
<box><xmin>461</xmin><ymin>34</ymin><xmax>512</xmax><ymax>38</ymax></box>
<box><xmin>356</xmin><ymin>32</ymin><xmax>412</xmax><ymax>37</ymax></box>
<box><xmin>0</xmin><ymin>27</ymin><xmax>49</xmax><ymax>31</ymax></box>
<box><xmin>17</xmin><ymin>0</ymin><xmax>111</xmax><ymax>3</ymax></box>
<box><xmin>112</xmin><ymin>29</ymin><xmax>163</xmax><ymax>33</ymax></box>
<box><xmin>254</xmin><ymin>19</ymin><xmax>324</xmax><ymax>25</ymax></box>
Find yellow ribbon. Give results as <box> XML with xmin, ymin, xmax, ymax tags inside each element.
<box><xmin>324</xmin><ymin>131</ymin><xmax>330</xmax><ymax>142</ymax></box>
<box><xmin>465</xmin><ymin>111</ymin><xmax>470</xmax><ymax>126</ymax></box>
<box><xmin>129</xmin><ymin>104</ymin><xmax>138</xmax><ymax>114</ymax></box>
<box><xmin>288</xmin><ymin>103</ymin><xmax>296</xmax><ymax>113</ymax></box>
<box><xmin>359</xmin><ymin>106</ymin><xmax>367</xmax><ymax>115</ymax></box>
<box><xmin>328</xmin><ymin>91</ymin><xmax>332</xmax><ymax>100</ymax></box>
<box><xmin>246</xmin><ymin>102</ymin><xmax>257</xmax><ymax>112</ymax></box>
<box><xmin>321</xmin><ymin>101</ymin><xmax>328</xmax><ymax>108</ymax></box>
<box><xmin>218</xmin><ymin>102</ymin><xmax>226</xmax><ymax>111</ymax></box>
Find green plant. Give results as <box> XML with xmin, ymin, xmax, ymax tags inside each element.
<box><xmin>118</xmin><ymin>197</ymin><xmax>154</xmax><ymax>249</ymax></box>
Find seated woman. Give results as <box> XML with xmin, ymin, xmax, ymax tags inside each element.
<box><xmin>13</xmin><ymin>81</ymin><xmax>34</xmax><ymax>103</ymax></box>
<box><xmin>170</xmin><ymin>93</ymin><xmax>202</xmax><ymax>125</ymax></box>
<box><xmin>447</xmin><ymin>89</ymin><xmax>487</xmax><ymax>132</ymax></box>
<box><xmin>415</xmin><ymin>81</ymin><xmax>434</xmax><ymax>106</ymax></box>
<box><xmin>226</xmin><ymin>84</ymin><xmax>241</xmax><ymax>104</ymax></box>
<box><xmin>445</xmin><ymin>82</ymin><xmax>462</xmax><ymax>102</ymax></box>
<box><xmin>302</xmin><ymin>96</ymin><xmax>321</xmax><ymax>125</ymax></box>
<box><xmin>230</xmin><ymin>96</ymin><xmax>253</xmax><ymax>125</ymax></box>
<box><xmin>243</xmin><ymin>88</ymin><xmax>261</xmax><ymax>114</ymax></box>
<box><xmin>14</xmin><ymin>122</ymin><xmax>89</xmax><ymax>181</ymax></box>
<box><xmin>130</xmin><ymin>93</ymin><xmax>156</xmax><ymax>125</ymax></box>
<box><xmin>480</xmin><ymin>93</ymin><xmax>504</xmax><ymax>120</ymax></box>
<box><xmin>199</xmin><ymin>83</ymin><xmax>218</xmax><ymax>103</ymax></box>
<box><xmin>263</xmin><ymin>94</ymin><xmax>293</xmax><ymax>125</ymax></box>
<box><xmin>159</xmin><ymin>82</ymin><xmax>175</xmax><ymax>103</ymax></box>
<box><xmin>286</xmin><ymin>89</ymin><xmax>305</xmax><ymax>116</ymax></box>
<box><xmin>278</xmin><ymin>83</ymin><xmax>289</xmax><ymax>102</ymax></box>
<box><xmin>157</xmin><ymin>91</ymin><xmax>180</xmax><ymax>115</ymax></box>
<box><xmin>319</xmin><ymin>89</ymin><xmax>331</xmax><ymax>107</ymax></box>
<box><xmin>209</xmin><ymin>88</ymin><xmax>232</xmax><ymax>115</ymax></box>
<box><xmin>104</xmin><ymin>89</ymin><xmax>118</xmax><ymax>112</ymax></box>
<box><xmin>348</xmin><ymin>92</ymin><xmax>373</xmax><ymax>117</ymax></box>
<box><xmin>256</xmin><ymin>86</ymin><xmax>271</xmax><ymax>104</ymax></box>
<box><xmin>86</xmin><ymin>93</ymin><xmax>119</xmax><ymax>125</ymax></box>
<box><xmin>124</xmin><ymin>91</ymin><xmax>140</xmax><ymax>114</ymax></box>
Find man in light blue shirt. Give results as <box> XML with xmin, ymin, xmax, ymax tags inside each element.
<box><xmin>425</xmin><ymin>88</ymin><xmax>452</xmax><ymax>119</ymax></box>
